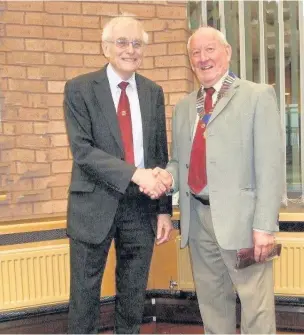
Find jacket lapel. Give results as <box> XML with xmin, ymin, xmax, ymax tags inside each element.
<box><xmin>208</xmin><ymin>78</ymin><xmax>240</xmax><ymax>126</ymax></box>
<box><xmin>136</xmin><ymin>74</ymin><xmax>151</xmax><ymax>157</ymax></box>
<box><xmin>188</xmin><ymin>90</ymin><xmax>199</xmax><ymax>142</ymax></box>
<box><xmin>93</xmin><ymin>67</ymin><xmax>123</xmax><ymax>152</ymax></box>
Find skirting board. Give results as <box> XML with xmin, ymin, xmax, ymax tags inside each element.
<box><xmin>0</xmin><ymin>292</ymin><xmax>304</xmax><ymax>333</ymax></box>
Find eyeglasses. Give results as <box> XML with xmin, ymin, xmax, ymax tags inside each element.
<box><xmin>106</xmin><ymin>38</ymin><xmax>144</xmax><ymax>50</ymax></box>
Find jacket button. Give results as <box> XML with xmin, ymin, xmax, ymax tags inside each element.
<box><xmin>186</xmin><ymin>192</ymin><xmax>189</xmax><ymax>196</ymax></box>
<box><xmin>186</xmin><ymin>164</ymin><xmax>189</xmax><ymax>168</ymax></box>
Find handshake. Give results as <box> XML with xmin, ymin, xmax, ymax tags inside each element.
<box><xmin>131</xmin><ymin>167</ymin><xmax>173</xmax><ymax>199</ymax></box>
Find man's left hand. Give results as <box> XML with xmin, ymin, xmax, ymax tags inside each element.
<box><xmin>253</xmin><ymin>230</ymin><xmax>275</xmax><ymax>263</ymax></box>
<box><xmin>156</xmin><ymin>214</ymin><xmax>173</xmax><ymax>245</ymax></box>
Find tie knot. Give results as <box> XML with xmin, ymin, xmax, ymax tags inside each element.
<box><xmin>118</xmin><ymin>81</ymin><xmax>129</xmax><ymax>91</ymax></box>
<box><xmin>204</xmin><ymin>87</ymin><xmax>215</xmax><ymax>96</ymax></box>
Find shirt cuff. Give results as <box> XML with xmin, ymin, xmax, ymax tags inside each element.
<box><xmin>253</xmin><ymin>229</ymin><xmax>274</xmax><ymax>235</ymax></box>
<box><xmin>165</xmin><ymin>171</ymin><xmax>175</xmax><ymax>195</ymax></box>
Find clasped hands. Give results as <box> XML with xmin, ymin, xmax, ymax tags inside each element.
<box><xmin>131</xmin><ymin>167</ymin><xmax>172</xmax><ymax>199</ymax></box>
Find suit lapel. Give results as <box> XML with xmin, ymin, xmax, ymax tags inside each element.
<box><xmin>93</xmin><ymin>67</ymin><xmax>123</xmax><ymax>152</ymax></box>
<box><xmin>188</xmin><ymin>91</ymin><xmax>199</xmax><ymax>142</ymax></box>
<box><xmin>136</xmin><ymin>74</ymin><xmax>151</xmax><ymax>156</ymax></box>
<box><xmin>208</xmin><ymin>78</ymin><xmax>240</xmax><ymax>126</ymax></box>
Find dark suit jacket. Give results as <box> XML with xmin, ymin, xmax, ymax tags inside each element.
<box><xmin>64</xmin><ymin>65</ymin><xmax>172</xmax><ymax>244</ymax></box>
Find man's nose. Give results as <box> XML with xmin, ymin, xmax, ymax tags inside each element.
<box><xmin>200</xmin><ymin>50</ymin><xmax>209</xmax><ymax>61</ymax></box>
<box><xmin>126</xmin><ymin>42</ymin><xmax>135</xmax><ymax>53</ymax></box>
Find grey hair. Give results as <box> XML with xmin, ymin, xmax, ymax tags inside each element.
<box><xmin>102</xmin><ymin>16</ymin><xmax>149</xmax><ymax>44</ymax></box>
<box><xmin>187</xmin><ymin>26</ymin><xmax>229</xmax><ymax>52</ymax></box>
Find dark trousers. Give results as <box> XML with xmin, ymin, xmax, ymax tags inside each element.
<box><xmin>68</xmin><ymin>195</ymin><xmax>156</xmax><ymax>334</ymax></box>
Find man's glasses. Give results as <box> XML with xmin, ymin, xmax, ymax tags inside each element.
<box><xmin>107</xmin><ymin>38</ymin><xmax>144</xmax><ymax>50</ymax></box>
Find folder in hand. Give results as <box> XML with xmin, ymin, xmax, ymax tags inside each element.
<box><xmin>235</xmin><ymin>243</ymin><xmax>282</xmax><ymax>270</ymax></box>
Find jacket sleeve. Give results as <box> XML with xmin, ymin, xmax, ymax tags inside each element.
<box><xmin>166</xmin><ymin>103</ymin><xmax>180</xmax><ymax>193</ymax></box>
<box><xmin>64</xmin><ymin>81</ymin><xmax>136</xmax><ymax>194</ymax></box>
<box><xmin>252</xmin><ymin>85</ymin><xmax>284</xmax><ymax>232</ymax></box>
<box><xmin>154</xmin><ymin>86</ymin><xmax>172</xmax><ymax>216</ymax></box>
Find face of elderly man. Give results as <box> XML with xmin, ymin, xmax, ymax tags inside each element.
<box><xmin>189</xmin><ymin>27</ymin><xmax>232</xmax><ymax>88</ymax></box>
<box><xmin>102</xmin><ymin>20</ymin><xmax>145</xmax><ymax>80</ymax></box>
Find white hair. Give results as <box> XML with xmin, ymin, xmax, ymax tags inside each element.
<box><xmin>102</xmin><ymin>16</ymin><xmax>149</xmax><ymax>44</ymax></box>
<box><xmin>187</xmin><ymin>26</ymin><xmax>229</xmax><ymax>52</ymax></box>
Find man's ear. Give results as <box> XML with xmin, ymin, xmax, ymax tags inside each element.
<box><xmin>226</xmin><ymin>44</ymin><xmax>232</xmax><ymax>63</ymax></box>
<box><xmin>189</xmin><ymin>60</ymin><xmax>195</xmax><ymax>73</ymax></box>
<box><xmin>102</xmin><ymin>41</ymin><xmax>109</xmax><ymax>58</ymax></box>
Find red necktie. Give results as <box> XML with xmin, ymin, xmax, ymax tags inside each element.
<box><xmin>188</xmin><ymin>87</ymin><xmax>215</xmax><ymax>194</ymax></box>
<box><xmin>117</xmin><ymin>81</ymin><xmax>135</xmax><ymax>164</ymax></box>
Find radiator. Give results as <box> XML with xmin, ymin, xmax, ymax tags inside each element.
<box><xmin>0</xmin><ymin>240</ymin><xmax>70</xmax><ymax>311</ymax></box>
<box><xmin>0</xmin><ymin>239</ymin><xmax>116</xmax><ymax>312</ymax></box>
<box><xmin>274</xmin><ymin>232</ymin><xmax>304</xmax><ymax>296</ymax></box>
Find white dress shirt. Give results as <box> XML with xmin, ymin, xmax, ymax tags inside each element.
<box><xmin>107</xmin><ymin>64</ymin><xmax>144</xmax><ymax>168</ymax></box>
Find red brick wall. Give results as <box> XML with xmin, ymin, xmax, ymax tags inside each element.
<box><xmin>0</xmin><ymin>1</ymin><xmax>193</xmax><ymax>220</ymax></box>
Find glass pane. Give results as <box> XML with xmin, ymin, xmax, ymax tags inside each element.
<box><xmin>223</xmin><ymin>1</ymin><xmax>240</xmax><ymax>77</ymax></box>
<box><xmin>187</xmin><ymin>1</ymin><xmax>202</xmax><ymax>30</ymax></box>
<box><xmin>207</xmin><ymin>1</ymin><xmax>220</xmax><ymax>30</ymax></box>
<box><xmin>244</xmin><ymin>1</ymin><xmax>254</xmax><ymax>81</ymax></box>
<box><xmin>284</xmin><ymin>1</ymin><xmax>301</xmax><ymax>196</ymax></box>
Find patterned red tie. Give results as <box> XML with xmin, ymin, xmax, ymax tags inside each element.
<box><xmin>188</xmin><ymin>87</ymin><xmax>215</xmax><ymax>194</ymax></box>
<box><xmin>117</xmin><ymin>81</ymin><xmax>135</xmax><ymax>164</ymax></box>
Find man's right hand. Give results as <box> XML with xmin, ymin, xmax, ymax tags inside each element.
<box><xmin>152</xmin><ymin>167</ymin><xmax>173</xmax><ymax>192</ymax></box>
<box><xmin>131</xmin><ymin>168</ymin><xmax>167</xmax><ymax>198</ymax></box>
<box><xmin>143</xmin><ymin>167</ymin><xmax>173</xmax><ymax>199</ymax></box>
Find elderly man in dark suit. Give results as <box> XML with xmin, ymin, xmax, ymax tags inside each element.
<box><xmin>64</xmin><ymin>16</ymin><xmax>172</xmax><ymax>334</ymax></box>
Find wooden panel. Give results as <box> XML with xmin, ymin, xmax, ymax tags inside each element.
<box><xmin>0</xmin><ymin>216</ymin><xmax>66</xmax><ymax>234</ymax></box>
<box><xmin>279</xmin><ymin>206</ymin><xmax>304</xmax><ymax>222</ymax></box>
<box><xmin>101</xmin><ymin>242</ymin><xmax>116</xmax><ymax>297</ymax></box>
<box><xmin>176</xmin><ymin>237</ymin><xmax>195</xmax><ymax>291</ymax></box>
<box><xmin>147</xmin><ymin>230</ymin><xmax>179</xmax><ymax>290</ymax></box>
<box><xmin>1</xmin><ymin>205</ymin><xmax>304</xmax><ymax>235</ymax></box>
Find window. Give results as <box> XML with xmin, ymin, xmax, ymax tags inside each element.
<box><xmin>187</xmin><ymin>0</ymin><xmax>304</xmax><ymax>205</ymax></box>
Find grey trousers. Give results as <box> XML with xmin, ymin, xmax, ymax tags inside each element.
<box><xmin>188</xmin><ymin>196</ymin><xmax>276</xmax><ymax>334</ymax></box>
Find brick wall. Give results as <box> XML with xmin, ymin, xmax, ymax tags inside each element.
<box><xmin>0</xmin><ymin>1</ymin><xmax>194</xmax><ymax>220</ymax></box>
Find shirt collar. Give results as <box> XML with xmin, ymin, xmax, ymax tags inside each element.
<box><xmin>202</xmin><ymin>70</ymin><xmax>229</xmax><ymax>94</ymax></box>
<box><xmin>107</xmin><ymin>63</ymin><xmax>136</xmax><ymax>90</ymax></box>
